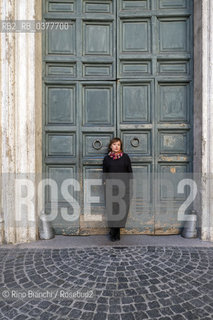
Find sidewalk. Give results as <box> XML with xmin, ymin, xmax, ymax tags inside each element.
<box><xmin>1</xmin><ymin>234</ymin><xmax>213</xmax><ymax>249</ymax></box>
<box><xmin>0</xmin><ymin>235</ymin><xmax>213</xmax><ymax>320</ymax></box>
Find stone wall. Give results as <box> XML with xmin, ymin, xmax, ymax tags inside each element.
<box><xmin>0</xmin><ymin>0</ymin><xmax>42</xmax><ymax>244</ymax></box>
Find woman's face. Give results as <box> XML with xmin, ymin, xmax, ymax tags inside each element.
<box><xmin>111</xmin><ymin>141</ymin><xmax>121</xmax><ymax>153</ymax></box>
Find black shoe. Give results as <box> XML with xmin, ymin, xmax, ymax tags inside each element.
<box><xmin>110</xmin><ymin>235</ymin><xmax>116</xmax><ymax>242</ymax></box>
<box><xmin>115</xmin><ymin>234</ymin><xmax>120</xmax><ymax>240</ymax></box>
<box><xmin>115</xmin><ymin>228</ymin><xmax>120</xmax><ymax>240</ymax></box>
<box><xmin>109</xmin><ymin>228</ymin><xmax>117</xmax><ymax>241</ymax></box>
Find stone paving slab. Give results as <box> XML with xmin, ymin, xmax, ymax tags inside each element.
<box><xmin>1</xmin><ymin>234</ymin><xmax>213</xmax><ymax>249</ymax></box>
<box><xmin>0</xmin><ymin>245</ymin><xmax>213</xmax><ymax>320</ymax></box>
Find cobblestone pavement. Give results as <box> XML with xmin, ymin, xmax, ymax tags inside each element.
<box><xmin>0</xmin><ymin>246</ymin><xmax>213</xmax><ymax>320</ymax></box>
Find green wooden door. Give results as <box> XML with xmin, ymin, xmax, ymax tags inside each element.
<box><xmin>42</xmin><ymin>0</ymin><xmax>193</xmax><ymax>235</ymax></box>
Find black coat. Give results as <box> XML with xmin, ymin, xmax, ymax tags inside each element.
<box><xmin>103</xmin><ymin>153</ymin><xmax>133</xmax><ymax>228</ymax></box>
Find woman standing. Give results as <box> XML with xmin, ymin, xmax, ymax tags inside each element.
<box><xmin>103</xmin><ymin>137</ymin><xmax>133</xmax><ymax>242</ymax></box>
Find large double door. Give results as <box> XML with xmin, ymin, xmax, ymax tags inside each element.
<box><xmin>43</xmin><ymin>0</ymin><xmax>193</xmax><ymax>235</ymax></box>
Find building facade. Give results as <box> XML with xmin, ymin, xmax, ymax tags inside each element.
<box><xmin>0</xmin><ymin>0</ymin><xmax>212</xmax><ymax>244</ymax></box>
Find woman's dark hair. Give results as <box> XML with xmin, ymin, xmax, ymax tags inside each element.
<box><xmin>108</xmin><ymin>137</ymin><xmax>123</xmax><ymax>152</ymax></box>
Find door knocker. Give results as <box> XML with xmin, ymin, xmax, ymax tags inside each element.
<box><xmin>130</xmin><ymin>137</ymin><xmax>140</xmax><ymax>147</ymax></box>
<box><xmin>92</xmin><ymin>139</ymin><xmax>102</xmax><ymax>150</ymax></box>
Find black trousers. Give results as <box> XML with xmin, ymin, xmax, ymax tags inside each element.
<box><xmin>104</xmin><ymin>173</ymin><xmax>133</xmax><ymax>228</ymax></box>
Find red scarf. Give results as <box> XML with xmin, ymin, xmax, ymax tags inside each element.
<box><xmin>108</xmin><ymin>151</ymin><xmax>123</xmax><ymax>160</ymax></box>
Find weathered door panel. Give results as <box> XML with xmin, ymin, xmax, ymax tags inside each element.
<box><xmin>117</xmin><ymin>80</ymin><xmax>154</xmax><ymax>233</ymax></box>
<box><xmin>43</xmin><ymin>0</ymin><xmax>117</xmax><ymax>234</ymax></box>
<box><xmin>43</xmin><ymin>0</ymin><xmax>193</xmax><ymax>235</ymax></box>
<box><xmin>117</xmin><ymin>0</ymin><xmax>193</xmax><ymax>234</ymax></box>
<box><xmin>79</xmin><ymin>81</ymin><xmax>116</xmax><ymax>234</ymax></box>
<box><xmin>155</xmin><ymin>80</ymin><xmax>193</xmax><ymax>234</ymax></box>
<box><xmin>154</xmin><ymin>2</ymin><xmax>194</xmax><ymax>233</ymax></box>
<box><xmin>43</xmin><ymin>80</ymin><xmax>79</xmax><ymax>234</ymax></box>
